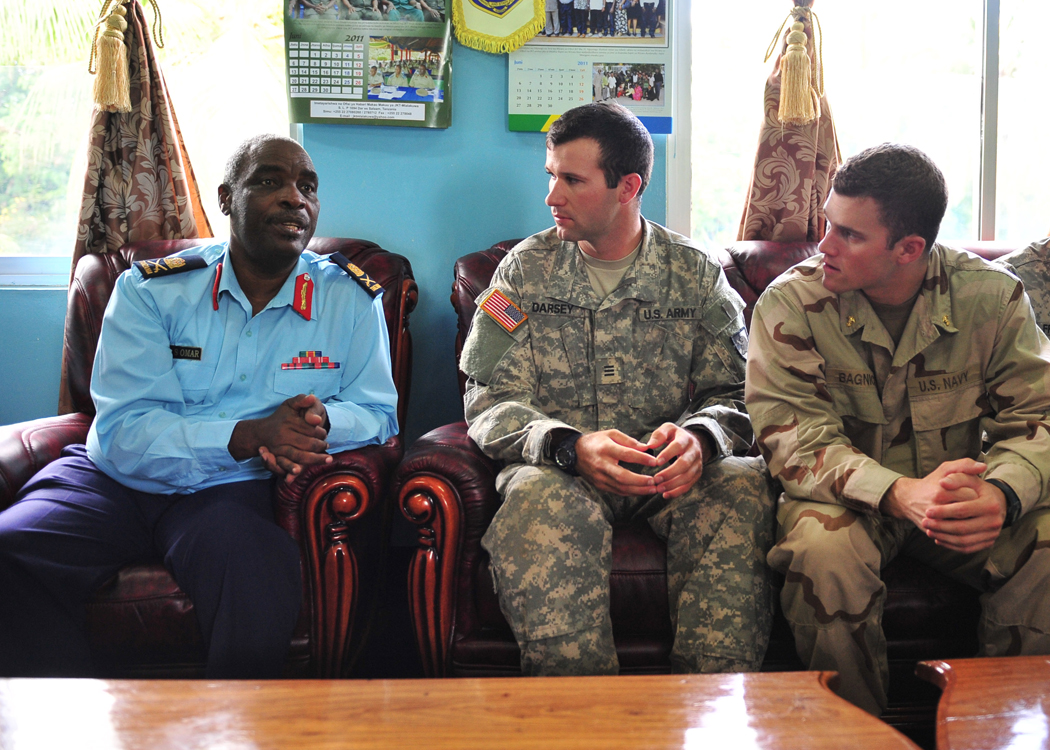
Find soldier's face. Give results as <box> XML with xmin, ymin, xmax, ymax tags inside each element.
<box><xmin>545</xmin><ymin>138</ymin><xmax>623</xmax><ymax>246</ymax></box>
<box><xmin>222</xmin><ymin>140</ymin><xmax>320</xmax><ymax>276</ymax></box>
<box><xmin>819</xmin><ymin>191</ymin><xmax>908</xmax><ymax>304</ymax></box>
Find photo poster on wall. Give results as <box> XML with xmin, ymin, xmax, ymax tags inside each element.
<box><xmin>508</xmin><ymin>0</ymin><xmax>672</xmax><ymax>134</ymax></box>
<box><xmin>284</xmin><ymin>0</ymin><xmax>452</xmax><ymax>128</ymax></box>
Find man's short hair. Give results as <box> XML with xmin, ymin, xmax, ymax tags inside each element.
<box><xmin>546</xmin><ymin>101</ymin><xmax>654</xmax><ymax>196</ymax></box>
<box><xmin>222</xmin><ymin>134</ymin><xmax>303</xmax><ymax>188</ymax></box>
<box><xmin>832</xmin><ymin>143</ymin><xmax>948</xmax><ymax>251</ymax></box>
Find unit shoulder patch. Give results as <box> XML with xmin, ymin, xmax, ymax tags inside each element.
<box><xmin>328</xmin><ymin>252</ymin><xmax>383</xmax><ymax>298</ymax></box>
<box><xmin>134</xmin><ymin>255</ymin><xmax>208</xmax><ymax>278</ymax></box>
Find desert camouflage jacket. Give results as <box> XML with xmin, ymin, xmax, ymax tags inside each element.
<box><xmin>997</xmin><ymin>237</ymin><xmax>1050</xmax><ymax>337</ymax></box>
<box><xmin>746</xmin><ymin>244</ymin><xmax>1050</xmax><ymax>515</ymax></box>
<box><xmin>461</xmin><ymin>220</ymin><xmax>752</xmax><ymax>467</ymax></box>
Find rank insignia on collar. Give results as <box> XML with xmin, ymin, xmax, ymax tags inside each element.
<box><xmin>134</xmin><ymin>254</ymin><xmax>208</xmax><ymax>278</ymax></box>
<box><xmin>328</xmin><ymin>252</ymin><xmax>383</xmax><ymax>298</ymax></box>
<box><xmin>294</xmin><ymin>272</ymin><xmax>314</xmax><ymax>321</ymax></box>
<box><xmin>480</xmin><ymin>288</ymin><xmax>527</xmax><ymax>333</ymax></box>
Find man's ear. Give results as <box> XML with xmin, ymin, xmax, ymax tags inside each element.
<box><xmin>217</xmin><ymin>184</ymin><xmax>232</xmax><ymax>216</ymax></box>
<box><xmin>895</xmin><ymin>234</ymin><xmax>926</xmax><ymax>266</ymax></box>
<box><xmin>619</xmin><ymin>173</ymin><xmax>643</xmax><ymax>204</ymax></box>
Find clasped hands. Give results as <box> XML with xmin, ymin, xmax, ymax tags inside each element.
<box><xmin>228</xmin><ymin>394</ymin><xmax>332</xmax><ymax>484</ymax></box>
<box><xmin>880</xmin><ymin>458</ymin><xmax>1008</xmax><ymax>554</ymax></box>
<box><xmin>574</xmin><ymin>422</ymin><xmax>710</xmax><ymax>499</ymax></box>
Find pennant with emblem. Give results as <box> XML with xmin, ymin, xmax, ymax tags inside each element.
<box><xmin>452</xmin><ymin>0</ymin><xmax>544</xmax><ymax>53</ymax></box>
<box><xmin>479</xmin><ymin>288</ymin><xmax>527</xmax><ymax>333</ymax></box>
<box><xmin>294</xmin><ymin>273</ymin><xmax>314</xmax><ymax>321</ymax></box>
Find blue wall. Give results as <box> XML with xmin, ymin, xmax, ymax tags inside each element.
<box><xmin>0</xmin><ymin>289</ymin><xmax>67</xmax><ymax>425</ymax></box>
<box><xmin>0</xmin><ymin>42</ymin><xmax>666</xmax><ymax>441</ymax></box>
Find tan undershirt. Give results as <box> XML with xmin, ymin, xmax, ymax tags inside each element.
<box><xmin>868</xmin><ymin>290</ymin><xmax>920</xmax><ymax>348</ymax></box>
<box><xmin>579</xmin><ymin>242</ymin><xmax>641</xmax><ymax>300</ymax></box>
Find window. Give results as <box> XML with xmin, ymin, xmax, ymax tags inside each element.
<box><xmin>681</xmin><ymin>0</ymin><xmax>1048</xmax><ymax>249</ymax></box>
<box><xmin>0</xmin><ymin>0</ymin><xmax>288</xmax><ymax>278</ymax></box>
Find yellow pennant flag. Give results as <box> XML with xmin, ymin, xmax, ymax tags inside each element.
<box><xmin>452</xmin><ymin>0</ymin><xmax>544</xmax><ymax>53</ymax></box>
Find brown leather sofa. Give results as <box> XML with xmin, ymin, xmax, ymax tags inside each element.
<box><xmin>393</xmin><ymin>238</ymin><xmax>1015</xmax><ymax>738</ymax></box>
<box><xmin>0</xmin><ymin>237</ymin><xmax>417</xmax><ymax>678</ymax></box>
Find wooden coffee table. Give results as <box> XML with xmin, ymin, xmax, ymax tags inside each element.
<box><xmin>918</xmin><ymin>656</ymin><xmax>1050</xmax><ymax>750</ymax></box>
<box><xmin>0</xmin><ymin>671</ymin><xmax>918</xmax><ymax>749</ymax></box>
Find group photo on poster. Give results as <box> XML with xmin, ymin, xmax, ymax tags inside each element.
<box><xmin>591</xmin><ymin>63</ymin><xmax>663</xmax><ymax>104</ymax></box>
<box><xmin>534</xmin><ymin>0</ymin><xmax>667</xmax><ymax>43</ymax></box>
<box><xmin>288</xmin><ymin>0</ymin><xmax>446</xmax><ymax>23</ymax></box>
<box><xmin>368</xmin><ymin>37</ymin><xmax>445</xmax><ymax>103</ymax></box>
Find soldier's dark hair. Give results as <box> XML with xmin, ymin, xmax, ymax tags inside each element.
<box><xmin>222</xmin><ymin>134</ymin><xmax>305</xmax><ymax>188</ymax></box>
<box><xmin>547</xmin><ymin>101</ymin><xmax>653</xmax><ymax>196</ymax></box>
<box><xmin>832</xmin><ymin>143</ymin><xmax>948</xmax><ymax>252</ymax></box>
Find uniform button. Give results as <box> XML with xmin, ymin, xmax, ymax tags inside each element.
<box><xmin>219</xmin><ymin>412</ymin><xmax>226</xmax><ymax>418</ymax></box>
<box><xmin>240</xmin><ymin>374</ymin><xmax>247</xmax><ymax>381</ymax></box>
<box><xmin>219</xmin><ymin>467</ymin><xmax>227</xmax><ymax>472</ymax></box>
<box><xmin>246</xmin><ymin>330</ymin><xmax>253</xmax><ymax>337</ymax></box>
<box><xmin>309</xmin><ymin>389</ymin><xmax>315</xmax><ymax>395</ymax></box>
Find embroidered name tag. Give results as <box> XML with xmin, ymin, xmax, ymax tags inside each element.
<box><xmin>170</xmin><ymin>345</ymin><xmax>202</xmax><ymax>361</ymax></box>
<box><xmin>639</xmin><ymin>306</ymin><xmax>700</xmax><ymax>321</ymax></box>
<box><xmin>826</xmin><ymin>367</ymin><xmax>877</xmax><ymax>389</ymax></box>
<box><xmin>908</xmin><ymin>365</ymin><xmax>982</xmax><ymax>398</ymax></box>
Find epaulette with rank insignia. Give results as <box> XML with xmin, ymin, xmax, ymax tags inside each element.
<box><xmin>134</xmin><ymin>255</ymin><xmax>208</xmax><ymax>278</ymax></box>
<box><xmin>328</xmin><ymin>251</ymin><xmax>383</xmax><ymax>298</ymax></box>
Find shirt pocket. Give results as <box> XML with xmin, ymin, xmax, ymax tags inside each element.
<box><xmin>174</xmin><ymin>359</ymin><xmax>220</xmax><ymax>406</ymax></box>
<box><xmin>535</xmin><ymin>314</ymin><xmax>596</xmax><ymax>410</ymax></box>
<box><xmin>628</xmin><ymin>320</ymin><xmax>692</xmax><ymax>413</ymax></box>
<box><xmin>273</xmin><ymin>368</ymin><xmax>342</xmax><ymax>400</ymax></box>
<box><xmin>909</xmin><ymin>379</ymin><xmax>987</xmax><ymax>469</ymax></box>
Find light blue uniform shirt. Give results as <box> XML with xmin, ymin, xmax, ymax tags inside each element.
<box><xmin>86</xmin><ymin>242</ymin><xmax>399</xmax><ymax>494</ymax></box>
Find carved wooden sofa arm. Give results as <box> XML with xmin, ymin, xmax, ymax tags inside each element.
<box><xmin>393</xmin><ymin>422</ymin><xmax>500</xmax><ymax>676</ymax></box>
<box><xmin>275</xmin><ymin>436</ymin><xmax>402</xmax><ymax>677</ymax></box>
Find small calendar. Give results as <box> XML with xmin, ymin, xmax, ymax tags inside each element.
<box><xmin>509</xmin><ymin>60</ymin><xmax>590</xmax><ymax>130</ymax></box>
<box><xmin>288</xmin><ymin>41</ymin><xmax>366</xmax><ymax>99</ymax></box>
<box><xmin>508</xmin><ymin>46</ymin><xmax>673</xmax><ymax>135</ymax></box>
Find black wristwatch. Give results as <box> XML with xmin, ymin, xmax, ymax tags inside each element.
<box><xmin>987</xmin><ymin>479</ymin><xmax>1022</xmax><ymax>527</ymax></box>
<box><xmin>550</xmin><ymin>431</ymin><xmax>582</xmax><ymax>476</ymax></box>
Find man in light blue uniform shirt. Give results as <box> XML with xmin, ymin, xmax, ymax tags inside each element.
<box><xmin>0</xmin><ymin>135</ymin><xmax>398</xmax><ymax>678</ymax></box>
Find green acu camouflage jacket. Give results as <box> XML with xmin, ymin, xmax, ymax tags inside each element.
<box><xmin>461</xmin><ymin>221</ymin><xmax>753</xmax><ymax>467</ymax></box>
<box><xmin>746</xmin><ymin>244</ymin><xmax>1050</xmax><ymax>515</ymax></box>
<box><xmin>997</xmin><ymin>237</ymin><xmax>1050</xmax><ymax>337</ymax></box>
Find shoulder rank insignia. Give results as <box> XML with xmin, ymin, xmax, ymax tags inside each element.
<box><xmin>329</xmin><ymin>252</ymin><xmax>383</xmax><ymax>298</ymax></box>
<box><xmin>134</xmin><ymin>254</ymin><xmax>208</xmax><ymax>278</ymax></box>
<box><xmin>479</xmin><ymin>288</ymin><xmax>527</xmax><ymax>333</ymax></box>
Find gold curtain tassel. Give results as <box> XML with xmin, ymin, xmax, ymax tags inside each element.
<box><xmin>91</xmin><ymin>2</ymin><xmax>132</xmax><ymax>113</ymax></box>
<box><xmin>778</xmin><ymin>21</ymin><xmax>816</xmax><ymax>124</ymax></box>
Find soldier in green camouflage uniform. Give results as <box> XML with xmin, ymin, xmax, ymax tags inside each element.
<box><xmin>997</xmin><ymin>237</ymin><xmax>1050</xmax><ymax>336</ymax></box>
<box><xmin>341</xmin><ymin>0</ymin><xmax>383</xmax><ymax>19</ymax></box>
<box><xmin>461</xmin><ymin>103</ymin><xmax>775</xmax><ymax>677</ymax></box>
<box><xmin>746</xmin><ymin>144</ymin><xmax>1050</xmax><ymax>716</ymax></box>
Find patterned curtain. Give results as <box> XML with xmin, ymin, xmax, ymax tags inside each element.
<box><xmin>61</xmin><ymin>0</ymin><xmax>211</xmax><ymax>414</ymax></box>
<box><xmin>738</xmin><ymin>1</ymin><xmax>840</xmax><ymax>243</ymax></box>
<box><xmin>72</xmin><ymin>0</ymin><xmax>211</xmax><ymax>272</ymax></box>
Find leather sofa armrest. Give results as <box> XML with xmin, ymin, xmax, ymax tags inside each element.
<box><xmin>394</xmin><ymin>422</ymin><xmax>501</xmax><ymax>676</ymax></box>
<box><xmin>274</xmin><ymin>436</ymin><xmax>402</xmax><ymax>677</ymax></box>
<box><xmin>0</xmin><ymin>413</ymin><xmax>93</xmax><ymax>510</ymax></box>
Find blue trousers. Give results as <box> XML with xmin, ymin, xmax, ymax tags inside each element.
<box><xmin>558</xmin><ymin>2</ymin><xmax>574</xmax><ymax>33</ymax></box>
<box><xmin>0</xmin><ymin>445</ymin><xmax>301</xmax><ymax>678</ymax></box>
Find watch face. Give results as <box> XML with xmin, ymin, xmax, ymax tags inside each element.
<box><xmin>556</xmin><ymin>443</ymin><xmax>575</xmax><ymax>469</ymax></box>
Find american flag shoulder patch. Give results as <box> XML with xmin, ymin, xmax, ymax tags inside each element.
<box><xmin>479</xmin><ymin>288</ymin><xmax>527</xmax><ymax>333</ymax></box>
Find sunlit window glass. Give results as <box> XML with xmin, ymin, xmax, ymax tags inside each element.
<box><xmin>995</xmin><ymin>0</ymin><xmax>1050</xmax><ymax>244</ymax></box>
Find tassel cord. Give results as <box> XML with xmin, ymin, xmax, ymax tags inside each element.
<box><xmin>763</xmin><ymin>5</ymin><xmax>824</xmax><ymax>99</ymax></box>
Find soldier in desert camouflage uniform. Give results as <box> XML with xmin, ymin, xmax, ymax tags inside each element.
<box><xmin>997</xmin><ymin>237</ymin><xmax>1050</xmax><ymax>335</ymax></box>
<box><xmin>746</xmin><ymin>143</ymin><xmax>1050</xmax><ymax>716</ymax></box>
<box><xmin>460</xmin><ymin>102</ymin><xmax>775</xmax><ymax>677</ymax></box>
